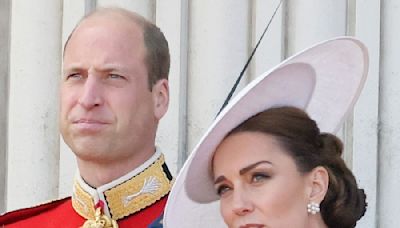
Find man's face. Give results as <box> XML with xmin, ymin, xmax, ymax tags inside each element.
<box><xmin>61</xmin><ymin>16</ymin><xmax>166</xmax><ymax>163</ymax></box>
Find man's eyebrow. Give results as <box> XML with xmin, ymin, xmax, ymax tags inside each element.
<box><xmin>63</xmin><ymin>63</ymin><xmax>129</xmax><ymax>73</ymax></box>
<box><xmin>239</xmin><ymin>161</ymin><xmax>272</xmax><ymax>176</ymax></box>
<box><xmin>214</xmin><ymin>175</ymin><xmax>227</xmax><ymax>185</ymax></box>
<box><xmin>63</xmin><ymin>63</ymin><xmax>85</xmax><ymax>74</ymax></box>
<box><xmin>96</xmin><ymin>63</ymin><xmax>126</xmax><ymax>72</ymax></box>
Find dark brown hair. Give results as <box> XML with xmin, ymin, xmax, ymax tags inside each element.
<box><xmin>228</xmin><ymin>106</ymin><xmax>367</xmax><ymax>228</ymax></box>
<box><xmin>63</xmin><ymin>7</ymin><xmax>170</xmax><ymax>90</ymax></box>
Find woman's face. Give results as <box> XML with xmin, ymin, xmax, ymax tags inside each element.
<box><xmin>212</xmin><ymin>131</ymin><xmax>312</xmax><ymax>228</ymax></box>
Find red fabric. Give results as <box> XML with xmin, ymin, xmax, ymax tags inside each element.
<box><xmin>0</xmin><ymin>196</ymin><xmax>167</xmax><ymax>228</ymax></box>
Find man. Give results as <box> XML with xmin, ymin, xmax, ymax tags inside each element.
<box><xmin>0</xmin><ymin>7</ymin><xmax>171</xmax><ymax>228</ymax></box>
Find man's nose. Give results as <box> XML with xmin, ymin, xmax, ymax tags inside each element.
<box><xmin>231</xmin><ymin>189</ymin><xmax>254</xmax><ymax>216</ymax></box>
<box><xmin>78</xmin><ymin>75</ymin><xmax>104</xmax><ymax>109</ymax></box>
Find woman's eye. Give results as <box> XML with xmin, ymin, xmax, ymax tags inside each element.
<box><xmin>216</xmin><ymin>185</ymin><xmax>231</xmax><ymax>196</ymax></box>
<box><xmin>251</xmin><ymin>173</ymin><xmax>270</xmax><ymax>183</ymax></box>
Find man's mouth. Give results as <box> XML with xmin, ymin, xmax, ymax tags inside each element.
<box><xmin>239</xmin><ymin>224</ymin><xmax>265</xmax><ymax>228</ymax></box>
<box><xmin>72</xmin><ymin>118</ymin><xmax>109</xmax><ymax>132</ymax></box>
<box><xmin>73</xmin><ymin>119</ymin><xmax>108</xmax><ymax>124</ymax></box>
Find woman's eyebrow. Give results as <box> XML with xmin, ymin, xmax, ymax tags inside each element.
<box><xmin>239</xmin><ymin>161</ymin><xmax>272</xmax><ymax>176</ymax></box>
<box><xmin>214</xmin><ymin>175</ymin><xmax>227</xmax><ymax>185</ymax></box>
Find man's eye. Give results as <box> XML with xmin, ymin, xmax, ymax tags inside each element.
<box><xmin>216</xmin><ymin>185</ymin><xmax>231</xmax><ymax>196</ymax></box>
<box><xmin>66</xmin><ymin>73</ymin><xmax>82</xmax><ymax>80</ymax></box>
<box><xmin>109</xmin><ymin>74</ymin><xmax>124</xmax><ymax>79</ymax></box>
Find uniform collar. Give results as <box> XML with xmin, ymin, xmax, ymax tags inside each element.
<box><xmin>72</xmin><ymin>149</ymin><xmax>173</xmax><ymax>221</ymax></box>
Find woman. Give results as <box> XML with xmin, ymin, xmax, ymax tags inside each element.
<box><xmin>164</xmin><ymin>37</ymin><xmax>369</xmax><ymax>228</ymax></box>
<box><xmin>212</xmin><ymin>106</ymin><xmax>366</xmax><ymax>228</ymax></box>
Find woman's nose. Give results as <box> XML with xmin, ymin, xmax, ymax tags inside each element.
<box><xmin>231</xmin><ymin>189</ymin><xmax>254</xmax><ymax>216</ymax></box>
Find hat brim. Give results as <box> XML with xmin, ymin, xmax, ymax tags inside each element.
<box><xmin>164</xmin><ymin>37</ymin><xmax>368</xmax><ymax>227</ymax></box>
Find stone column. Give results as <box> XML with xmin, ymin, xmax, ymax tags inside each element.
<box><xmin>352</xmin><ymin>1</ymin><xmax>381</xmax><ymax>227</ymax></box>
<box><xmin>7</xmin><ymin>0</ymin><xmax>62</xmax><ymax>211</ymax></box>
<box><xmin>285</xmin><ymin>0</ymin><xmax>347</xmax><ymax>55</ymax></box>
<box><xmin>187</xmin><ymin>0</ymin><xmax>251</xmax><ymax>153</ymax></box>
<box><xmin>379</xmin><ymin>0</ymin><xmax>400</xmax><ymax>226</ymax></box>
<box><xmin>0</xmin><ymin>0</ymin><xmax>11</xmax><ymax>214</ymax></box>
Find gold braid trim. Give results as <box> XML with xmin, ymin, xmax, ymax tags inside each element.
<box><xmin>105</xmin><ymin>155</ymin><xmax>171</xmax><ymax>220</ymax></box>
<box><xmin>73</xmin><ymin>179</ymin><xmax>96</xmax><ymax>220</ymax></box>
<box><xmin>72</xmin><ymin>154</ymin><xmax>172</xmax><ymax>223</ymax></box>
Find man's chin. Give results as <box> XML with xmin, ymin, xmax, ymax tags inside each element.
<box><xmin>69</xmin><ymin>140</ymin><xmax>111</xmax><ymax>160</ymax></box>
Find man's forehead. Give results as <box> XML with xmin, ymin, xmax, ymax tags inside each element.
<box><xmin>64</xmin><ymin>10</ymin><xmax>144</xmax><ymax>54</ymax></box>
<box><xmin>77</xmin><ymin>12</ymin><xmax>142</xmax><ymax>35</ymax></box>
<box><xmin>65</xmin><ymin>26</ymin><xmax>145</xmax><ymax>62</ymax></box>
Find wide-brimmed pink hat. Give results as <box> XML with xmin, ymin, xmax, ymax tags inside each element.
<box><xmin>164</xmin><ymin>37</ymin><xmax>369</xmax><ymax>227</ymax></box>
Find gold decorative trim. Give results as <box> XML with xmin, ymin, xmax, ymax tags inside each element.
<box><xmin>105</xmin><ymin>155</ymin><xmax>171</xmax><ymax>220</ymax></box>
<box><xmin>72</xmin><ymin>154</ymin><xmax>172</xmax><ymax>222</ymax></box>
<box><xmin>72</xmin><ymin>179</ymin><xmax>96</xmax><ymax>220</ymax></box>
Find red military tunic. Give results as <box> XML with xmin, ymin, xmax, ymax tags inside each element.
<box><xmin>0</xmin><ymin>151</ymin><xmax>172</xmax><ymax>228</ymax></box>
<box><xmin>0</xmin><ymin>197</ymin><xmax>167</xmax><ymax>227</ymax></box>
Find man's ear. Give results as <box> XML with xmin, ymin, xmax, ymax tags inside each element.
<box><xmin>307</xmin><ymin>166</ymin><xmax>329</xmax><ymax>203</ymax></box>
<box><xmin>152</xmin><ymin>79</ymin><xmax>169</xmax><ymax>120</ymax></box>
